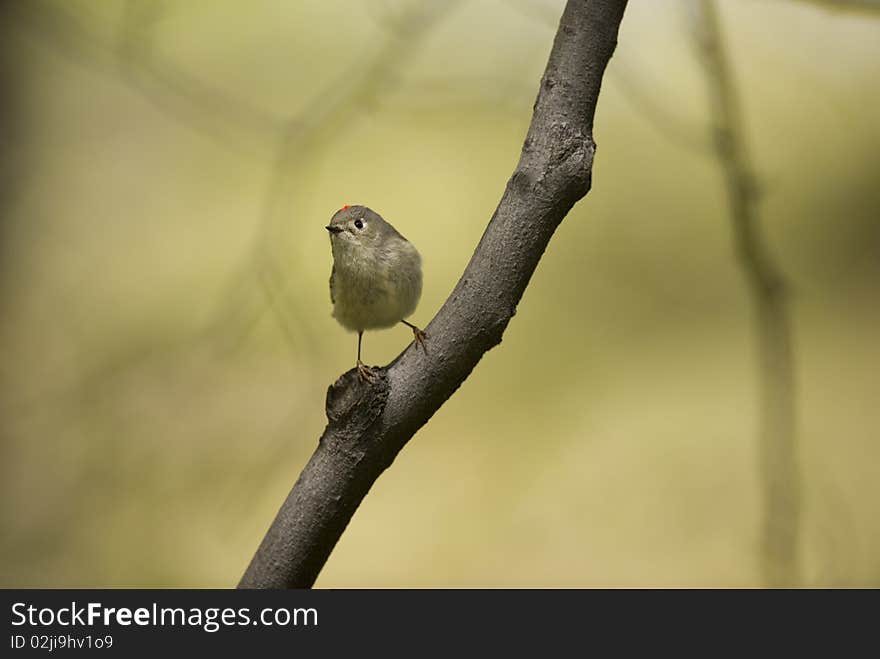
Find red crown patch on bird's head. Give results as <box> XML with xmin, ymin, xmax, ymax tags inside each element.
<box><xmin>340</xmin><ymin>204</ymin><xmax>350</xmax><ymax>211</ymax></box>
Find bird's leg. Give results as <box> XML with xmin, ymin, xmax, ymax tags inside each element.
<box><xmin>401</xmin><ymin>319</ymin><xmax>427</xmax><ymax>352</ymax></box>
<box><xmin>356</xmin><ymin>330</ymin><xmax>375</xmax><ymax>382</ymax></box>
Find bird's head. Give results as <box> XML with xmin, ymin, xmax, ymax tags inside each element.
<box><xmin>326</xmin><ymin>205</ymin><xmax>403</xmax><ymax>253</ymax></box>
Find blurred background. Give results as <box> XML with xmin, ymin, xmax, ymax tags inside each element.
<box><xmin>1</xmin><ymin>0</ymin><xmax>878</xmax><ymax>587</ymax></box>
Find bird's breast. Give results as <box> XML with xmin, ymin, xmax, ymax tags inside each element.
<box><xmin>330</xmin><ymin>242</ymin><xmax>422</xmax><ymax>331</ymax></box>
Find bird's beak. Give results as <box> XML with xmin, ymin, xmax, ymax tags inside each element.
<box><xmin>326</xmin><ymin>225</ymin><xmax>343</xmax><ymax>234</ymax></box>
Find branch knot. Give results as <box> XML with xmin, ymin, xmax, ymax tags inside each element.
<box><xmin>324</xmin><ymin>369</ymin><xmax>390</xmax><ymax>436</ymax></box>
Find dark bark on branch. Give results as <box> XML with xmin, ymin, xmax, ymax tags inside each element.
<box><xmin>239</xmin><ymin>0</ymin><xmax>629</xmax><ymax>589</ymax></box>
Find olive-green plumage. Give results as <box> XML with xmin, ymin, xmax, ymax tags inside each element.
<box><xmin>326</xmin><ymin>205</ymin><xmax>425</xmax><ymax>380</ymax></box>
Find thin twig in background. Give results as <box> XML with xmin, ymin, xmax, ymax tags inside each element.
<box><xmin>118</xmin><ymin>0</ymin><xmax>324</xmax><ymax>356</ymax></box>
<box><xmin>14</xmin><ymin>0</ymin><xmax>285</xmax><ymax>154</ymax></box>
<box><xmin>788</xmin><ymin>0</ymin><xmax>880</xmax><ymax>13</ymax></box>
<box><xmin>691</xmin><ymin>0</ymin><xmax>801</xmax><ymax>587</ymax></box>
<box><xmin>610</xmin><ymin>57</ymin><xmax>711</xmax><ymax>154</ymax></box>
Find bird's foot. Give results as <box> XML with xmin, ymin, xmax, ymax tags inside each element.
<box><xmin>411</xmin><ymin>326</ymin><xmax>428</xmax><ymax>352</ymax></box>
<box><xmin>357</xmin><ymin>360</ymin><xmax>377</xmax><ymax>383</ymax></box>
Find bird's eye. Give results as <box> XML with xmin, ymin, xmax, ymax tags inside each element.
<box><xmin>354</xmin><ymin>218</ymin><xmax>364</xmax><ymax>230</ymax></box>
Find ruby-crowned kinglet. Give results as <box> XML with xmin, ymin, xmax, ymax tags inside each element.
<box><xmin>326</xmin><ymin>204</ymin><xmax>426</xmax><ymax>381</ymax></box>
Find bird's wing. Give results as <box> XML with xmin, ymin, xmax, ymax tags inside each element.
<box><xmin>329</xmin><ymin>263</ymin><xmax>336</xmax><ymax>305</ymax></box>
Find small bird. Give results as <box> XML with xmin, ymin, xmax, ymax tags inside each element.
<box><xmin>326</xmin><ymin>204</ymin><xmax>426</xmax><ymax>382</ymax></box>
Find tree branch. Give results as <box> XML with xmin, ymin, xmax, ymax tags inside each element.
<box><xmin>239</xmin><ymin>0</ymin><xmax>629</xmax><ymax>589</ymax></box>
<box><xmin>788</xmin><ymin>0</ymin><xmax>880</xmax><ymax>14</ymax></box>
<box><xmin>691</xmin><ymin>0</ymin><xmax>801</xmax><ymax>587</ymax></box>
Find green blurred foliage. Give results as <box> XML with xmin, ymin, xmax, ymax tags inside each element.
<box><xmin>1</xmin><ymin>0</ymin><xmax>878</xmax><ymax>587</ymax></box>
